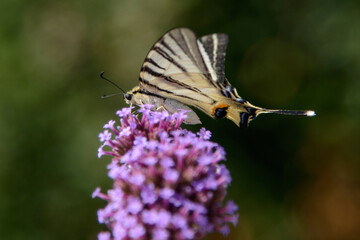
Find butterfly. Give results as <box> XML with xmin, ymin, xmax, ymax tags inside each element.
<box><xmin>124</xmin><ymin>28</ymin><xmax>315</xmax><ymax>128</ymax></box>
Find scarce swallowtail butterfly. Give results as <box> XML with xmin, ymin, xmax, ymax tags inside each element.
<box><xmin>124</xmin><ymin>28</ymin><xmax>315</xmax><ymax>128</ymax></box>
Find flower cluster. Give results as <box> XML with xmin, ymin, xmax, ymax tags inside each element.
<box><xmin>94</xmin><ymin>105</ymin><xmax>238</xmax><ymax>240</ymax></box>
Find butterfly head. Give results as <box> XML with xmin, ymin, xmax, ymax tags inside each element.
<box><xmin>124</xmin><ymin>90</ymin><xmax>136</xmax><ymax>105</ymax></box>
<box><xmin>124</xmin><ymin>93</ymin><xmax>132</xmax><ymax>102</ymax></box>
<box><xmin>124</xmin><ymin>86</ymin><xmax>147</xmax><ymax>106</ymax></box>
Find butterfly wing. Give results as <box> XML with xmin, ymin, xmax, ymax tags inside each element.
<box><xmin>163</xmin><ymin>98</ymin><xmax>201</xmax><ymax>125</ymax></box>
<box><xmin>197</xmin><ymin>31</ymin><xmax>229</xmax><ymax>85</ymax></box>
<box><xmin>139</xmin><ymin>28</ymin><xmax>233</xmax><ymax>118</ymax></box>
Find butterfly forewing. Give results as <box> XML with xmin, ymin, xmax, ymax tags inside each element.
<box><xmin>139</xmin><ymin>28</ymin><xmax>230</xmax><ymax>115</ymax></box>
<box><xmin>141</xmin><ymin>28</ymin><xmax>205</xmax><ymax>80</ymax></box>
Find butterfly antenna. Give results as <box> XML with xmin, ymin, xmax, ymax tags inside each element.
<box><xmin>101</xmin><ymin>93</ymin><xmax>124</xmax><ymax>99</ymax></box>
<box><xmin>100</xmin><ymin>71</ymin><xmax>126</xmax><ymax>93</ymax></box>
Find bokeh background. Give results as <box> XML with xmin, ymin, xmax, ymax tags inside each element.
<box><xmin>1</xmin><ymin>0</ymin><xmax>360</xmax><ymax>239</ymax></box>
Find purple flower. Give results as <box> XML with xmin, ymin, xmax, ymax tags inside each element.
<box><xmin>160</xmin><ymin>187</ymin><xmax>174</xmax><ymax>199</ymax></box>
<box><xmin>98</xmin><ymin>232</ymin><xmax>111</xmax><ymax>240</ymax></box>
<box><xmin>128</xmin><ymin>224</ymin><xmax>146</xmax><ymax>239</ymax></box>
<box><xmin>141</xmin><ymin>184</ymin><xmax>158</xmax><ymax>204</ymax></box>
<box><xmin>197</xmin><ymin>127</ymin><xmax>212</xmax><ymax>140</ymax></box>
<box><xmin>152</xmin><ymin>228</ymin><xmax>169</xmax><ymax>240</ymax></box>
<box><xmin>164</xmin><ymin>168</ymin><xmax>180</xmax><ymax>182</ymax></box>
<box><xmin>126</xmin><ymin>196</ymin><xmax>143</xmax><ymax>214</ymax></box>
<box><xmin>94</xmin><ymin>106</ymin><xmax>238</xmax><ymax>239</ymax></box>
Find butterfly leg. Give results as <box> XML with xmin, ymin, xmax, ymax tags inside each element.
<box><xmin>156</xmin><ymin>106</ymin><xmax>167</xmax><ymax>112</ymax></box>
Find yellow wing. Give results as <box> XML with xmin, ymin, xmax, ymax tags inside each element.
<box><xmin>139</xmin><ymin>29</ymin><xmax>232</xmax><ymax>114</ymax></box>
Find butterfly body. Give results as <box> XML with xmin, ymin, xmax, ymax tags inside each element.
<box><xmin>125</xmin><ymin>28</ymin><xmax>315</xmax><ymax>128</ymax></box>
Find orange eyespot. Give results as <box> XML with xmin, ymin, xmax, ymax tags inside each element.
<box><xmin>212</xmin><ymin>103</ymin><xmax>229</xmax><ymax>115</ymax></box>
<box><xmin>213</xmin><ymin>103</ymin><xmax>229</xmax><ymax>119</ymax></box>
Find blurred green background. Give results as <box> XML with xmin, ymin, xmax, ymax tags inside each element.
<box><xmin>1</xmin><ymin>0</ymin><xmax>359</xmax><ymax>239</ymax></box>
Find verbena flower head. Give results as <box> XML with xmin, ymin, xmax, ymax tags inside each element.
<box><xmin>94</xmin><ymin>105</ymin><xmax>238</xmax><ymax>240</ymax></box>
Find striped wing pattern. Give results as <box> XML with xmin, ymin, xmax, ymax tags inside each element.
<box><xmin>126</xmin><ymin>28</ymin><xmax>315</xmax><ymax>127</ymax></box>
<box><xmin>198</xmin><ymin>33</ymin><xmax>229</xmax><ymax>84</ymax></box>
<box><xmin>139</xmin><ymin>28</ymin><xmax>230</xmax><ymax>113</ymax></box>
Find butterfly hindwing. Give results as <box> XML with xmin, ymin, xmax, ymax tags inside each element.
<box><xmin>197</xmin><ymin>33</ymin><xmax>229</xmax><ymax>84</ymax></box>
<box><xmin>163</xmin><ymin>98</ymin><xmax>201</xmax><ymax>125</ymax></box>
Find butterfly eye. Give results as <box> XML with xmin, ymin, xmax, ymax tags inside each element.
<box><xmin>125</xmin><ymin>93</ymin><xmax>132</xmax><ymax>101</ymax></box>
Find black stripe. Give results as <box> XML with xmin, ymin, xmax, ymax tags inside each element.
<box><xmin>139</xmin><ymin>76</ymin><xmax>172</xmax><ymax>94</ymax></box>
<box><xmin>169</xmin><ymin>30</ymin><xmax>217</xmax><ymax>90</ymax></box>
<box><xmin>236</xmin><ymin>98</ymin><xmax>246</xmax><ymax>104</ymax></box>
<box><xmin>134</xmin><ymin>89</ymin><xmax>166</xmax><ymax>100</ymax></box>
<box><xmin>153</xmin><ymin>46</ymin><xmax>172</xmax><ymax>62</ymax></box>
<box><xmin>240</xmin><ymin>112</ymin><xmax>250</xmax><ymax>128</ymax></box>
<box><xmin>160</xmin><ymin>39</ymin><xmax>178</xmax><ymax>58</ymax></box>
<box><xmin>245</xmin><ymin>106</ymin><xmax>257</xmax><ymax>116</ymax></box>
<box><xmin>139</xmin><ymin>77</ymin><xmax>200</xmax><ymax>102</ymax></box>
<box><xmin>221</xmin><ymin>89</ymin><xmax>231</xmax><ymax>98</ymax></box>
<box><xmin>197</xmin><ymin>42</ymin><xmax>215</xmax><ymax>82</ymax></box>
<box><xmin>141</xmin><ymin>66</ymin><xmax>211</xmax><ymax>99</ymax></box>
<box><xmin>200</xmin><ymin>35</ymin><xmax>215</xmax><ymax>66</ymax></box>
<box><xmin>174</xmin><ymin>30</ymin><xmax>211</xmax><ymax>80</ymax></box>
<box><xmin>142</xmin><ymin>65</ymin><xmax>163</xmax><ymax>78</ymax></box>
<box><xmin>170</xmin><ymin>30</ymin><xmax>218</xmax><ymax>88</ymax></box>
<box><xmin>142</xmin><ymin>66</ymin><xmax>187</xmax><ymax>88</ymax></box>
<box><xmin>225</xmin><ymin>85</ymin><xmax>243</xmax><ymax>100</ymax></box>
<box><xmin>169</xmin><ymin>32</ymin><xmax>195</xmax><ymax>65</ymax></box>
<box><xmin>153</xmin><ymin>46</ymin><xmax>188</xmax><ymax>73</ymax></box>
<box><xmin>144</xmin><ymin>58</ymin><xmax>165</xmax><ymax>70</ymax></box>
<box><xmin>214</xmin><ymin>35</ymin><xmax>227</xmax><ymax>83</ymax></box>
